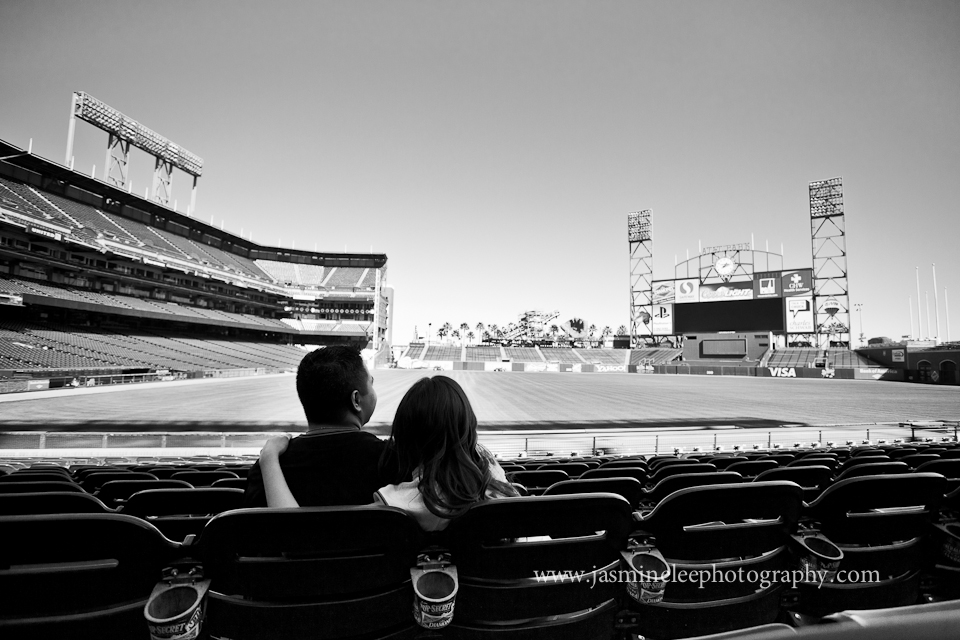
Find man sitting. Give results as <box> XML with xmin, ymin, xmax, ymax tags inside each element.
<box><xmin>244</xmin><ymin>346</ymin><xmax>391</xmax><ymax>507</ymax></box>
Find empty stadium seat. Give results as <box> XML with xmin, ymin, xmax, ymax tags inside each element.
<box><xmin>753</xmin><ymin>465</ymin><xmax>833</xmax><ymax>501</ymax></box>
<box><xmin>707</xmin><ymin>456</ymin><xmax>749</xmax><ymax>470</ymax></box>
<box><xmin>726</xmin><ymin>460</ymin><xmax>778</xmax><ymax>478</ymax></box>
<box><xmin>543</xmin><ymin>477</ymin><xmax>644</xmax><ymax>507</ymax></box>
<box><xmin>900</xmin><ymin>453</ymin><xmax>941</xmax><ymax>469</ymax></box>
<box><xmin>640</xmin><ymin>471</ymin><xmax>744</xmax><ymax>506</ymax></box>
<box><xmin>0</xmin><ymin>491</ymin><xmax>111</xmax><ymax>515</ymax></box>
<box><xmin>795</xmin><ymin>473</ymin><xmax>947</xmax><ymax>617</ymax></box>
<box><xmin>788</xmin><ymin>456</ymin><xmax>838</xmax><ymax>470</ymax></box>
<box><xmin>647</xmin><ymin>463</ymin><xmax>718</xmax><ymax>485</ymax></box>
<box><xmin>834</xmin><ymin>461</ymin><xmax>910</xmax><ymax>481</ymax></box>
<box><xmin>120</xmin><ymin>487</ymin><xmax>244</xmax><ymax>541</ymax></box>
<box><xmin>95</xmin><ymin>479</ymin><xmax>193</xmax><ymax>509</ymax></box>
<box><xmin>0</xmin><ymin>471</ymin><xmax>75</xmax><ymax>483</ymax></box>
<box><xmin>80</xmin><ymin>471</ymin><xmax>159</xmax><ymax>492</ymax></box>
<box><xmin>210</xmin><ymin>477</ymin><xmax>248</xmax><ymax>490</ymax></box>
<box><xmin>170</xmin><ymin>470</ymin><xmax>239</xmax><ymax>487</ymax></box>
<box><xmin>626</xmin><ymin>482</ymin><xmax>804</xmax><ymax>639</ymax></box>
<box><xmin>537</xmin><ymin>462</ymin><xmax>590</xmax><ymax>477</ymax></box>
<box><xmin>445</xmin><ymin>494</ymin><xmax>632</xmax><ymax>638</ymax></box>
<box><xmin>0</xmin><ymin>513</ymin><xmax>180</xmax><ymax>639</ymax></box>
<box><xmin>0</xmin><ymin>480</ymin><xmax>86</xmax><ymax>494</ymax></box>
<box><xmin>580</xmin><ymin>466</ymin><xmax>648</xmax><ymax>483</ymax></box>
<box><xmin>196</xmin><ymin>506</ymin><xmax>424</xmax><ymax>640</ymax></box>
<box><xmin>915</xmin><ymin>459</ymin><xmax>960</xmax><ymax>492</ymax></box>
<box><xmin>506</xmin><ymin>470</ymin><xmax>569</xmax><ymax>495</ymax></box>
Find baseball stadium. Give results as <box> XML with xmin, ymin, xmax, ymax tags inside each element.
<box><xmin>1</xmin><ymin>94</ymin><xmax>959</xmax><ymax>639</ymax></box>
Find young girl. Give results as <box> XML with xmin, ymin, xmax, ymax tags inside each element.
<box><xmin>259</xmin><ymin>375</ymin><xmax>517</xmax><ymax>530</ymax></box>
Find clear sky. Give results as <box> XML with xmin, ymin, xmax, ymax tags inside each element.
<box><xmin>2</xmin><ymin>1</ymin><xmax>958</xmax><ymax>345</ymax></box>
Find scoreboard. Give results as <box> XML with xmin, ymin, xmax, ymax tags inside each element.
<box><xmin>649</xmin><ymin>269</ymin><xmax>814</xmax><ymax>336</ymax></box>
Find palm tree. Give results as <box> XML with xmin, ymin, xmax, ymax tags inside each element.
<box><xmin>467</xmin><ymin>331</ymin><xmax>475</xmax><ymax>344</ymax></box>
<box><xmin>617</xmin><ymin>325</ymin><xmax>628</xmax><ymax>336</ymax></box>
<box><xmin>602</xmin><ymin>326</ymin><xmax>612</xmax><ymax>341</ymax></box>
<box><xmin>438</xmin><ymin>322</ymin><xmax>452</xmax><ymax>343</ymax></box>
<box><xmin>460</xmin><ymin>322</ymin><xmax>470</xmax><ymax>339</ymax></box>
<box><xmin>482</xmin><ymin>330</ymin><xmax>491</xmax><ymax>342</ymax></box>
<box><xmin>452</xmin><ymin>329</ymin><xmax>460</xmax><ymax>343</ymax></box>
<box><xmin>476</xmin><ymin>322</ymin><xmax>485</xmax><ymax>340</ymax></box>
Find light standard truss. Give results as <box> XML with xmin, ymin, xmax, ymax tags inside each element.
<box><xmin>628</xmin><ymin>210</ymin><xmax>654</xmax><ymax>347</ymax></box>
<box><xmin>809</xmin><ymin>177</ymin><xmax>850</xmax><ymax>348</ymax></box>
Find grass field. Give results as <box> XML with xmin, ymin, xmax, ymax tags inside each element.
<box><xmin>0</xmin><ymin>369</ymin><xmax>956</xmax><ymax>432</ymax></box>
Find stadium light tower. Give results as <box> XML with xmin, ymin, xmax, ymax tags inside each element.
<box><xmin>809</xmin><ymin>178</ymin><xmax>850</xmax><ymax>348</ymax></box>
<box><xmin>628</xmin><ymin>210</ymin><xmax>654</xmax><ymax>348</ymax></box>
<box><xmin>64</xmin><ymin>92</ymin><xmax>203</xmax><ymax>211</ymax></box>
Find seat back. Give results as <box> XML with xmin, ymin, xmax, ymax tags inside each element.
<box><xmin>95</xmin><ymin>479</ymin><xmax>193</xmax><ymax>508</ymax></box>
<box><xmin>835</xmin><ymin>461</ymin><xmax>910</xmax><ymax>481</ymax></box>
<box><xmin>804</xmin><ymin>473</ymin><xmax>946</xmax><ymax>544</ymax></box>
<box><xmin>543</xmin><ymin>477</ymin><xmax>644</xmax><ymax>507</ymax></box>
<box><xmin>537</xmin><ymin>462</ymin><xmax>591</xmax><ymax>477</ymax></box>
<box><xmin>635</xmin><ymin>481</ymin><xmax>804</xmax><ymax>561</ymax></box>
<box><xmin>754</xmin><ymin>465</ymin><xmax>833</xmax><ymax>499</ymax></box>
<box><xmin>900</xmin><ymin>453</ymin><xmax>941</xmax><ymax>469</ymax></box>
<box><xmin>0</xmin><ymin>492</ymin><xmax>111</xmax><ymax>515</ymax></box>
<box><xmin>726</xmin><ymin>460</ymin><xmax>779</xmax><ymax>478</ymax></box>
<box><xmin>647</xmin><ymin>457</ymin><xmax>688</xmax><ymax>471</ymax></box>
<box><xmin>0</xmin><ymin>481</ymin><xmax>86</xmax><ymax>494</ymax></box>
<box><xmin>0</xmin><ymin>514</ymin><xmax>178</xmax><ymax>636</ymax></box>
<box><xmin>0</xmin><ymin>471</ymin><xmax>75</xmax><ymax>483</ymax></box>
<box><xmin>758</xmin><ymin>454</ymin><xmax>797</xmax><ymax>465</ymax></box>
<box><xmin>599</xmin><ymin>459</ymin><xmax>648</xmax><ymax>470</ymax></box>
<box><xmin>80</xmin><ymin>471</ymin><xmax>158</xmax><ymax>492</ymax></box>
<box><xmin>445</xmin><ymin>494</ymin><xmax>631</xmax><ymax>629</ymax></box>
<box><xmin>789</xmin><ymin>456</ymin><xmax>838</xmax><ymax>470</ymax></box>
<box><xmin>642</xmin><ymin>471</ymin><xmax>744</xmax><ymax>505</ymax></box>
<box><xmin>580</xmin><ymin>466</ymin><xmax>647</xmax><ymax>483</ymax></box>
<box><xmin>121</xmin><ymin>487</ymin><xmax>244</xmax><ymax>540</ymax></box>
<box><xmin>211</xmin><ymin>477</ymin><xmax>247</xmax><ymax>490</ymax></box>
<box><xmin>197</xmin><ymin>506</ymin><xmax>424</xmax><ymax>639</ymax></box>
<box><xmin>170</xmin><ymin>470</ymin><xmax>239</xmax><ymax>487</ymax></box>
<box><xmin>647</xmin><ymin>462</ymin><xmax>718</xmax><ymax>485</ymax></box>
<box><xmin>709</xmin><ymin>456</ymin><xmax>749</xmax><ymax>470</ymax></box>
<box><xmin>507</xmin><ymin>469</ymin><xmax>569</xmax><ymax>490</ymax></box>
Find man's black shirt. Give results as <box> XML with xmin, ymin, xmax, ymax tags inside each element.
<box><xmin>245</xmin><ymin>427</ymin><xmax>394</xmax><ymax>507</ymax></box>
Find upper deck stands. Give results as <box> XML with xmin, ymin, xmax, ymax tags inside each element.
<box><xmin>324</xmin><ymin>267</ymin><xmax>366</xmax><ymax>288</ymax></box>
<box><xmin>465</xmin><ymin>346</ymin><xmax>502</xmax><ymax>362</ymax></box>
<box><xmin>578</xmin><ymin>348</ymin><xmax>626</xmax><ymax>365</ymax></box>
<box><xmin>504</xmin><ymin>347</ymin><xmax>542</xmax><ymax>363</ymax></box>
<box><xmin>423</xmin><ymin>345</ymin><xmax>462</xmax><ymax>361</ymax></box>
<box><xmin>540</xmin><ymin>347</ymin><xmax>583</xmax><ymax>364</ymax></box>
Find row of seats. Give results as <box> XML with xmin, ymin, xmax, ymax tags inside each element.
<box><xmin>0</xmin><ymin>319</ymin><xmax>306</xmax><ymax>371</ymax></box>
<box><xmin>1</xmin><ymin>474</ymin><xmax>958</xmax><ymax>639</ymax></box>
<box><xmin>500</xmin><ymin>445</ymin><xmax>960</xmax><ymax>502</ymax></box>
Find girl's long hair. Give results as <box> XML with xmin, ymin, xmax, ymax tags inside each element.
<box><xmin>380</xmin><ymin>375</ymin><xmax>516</xmax><ymax>518</ymax></box>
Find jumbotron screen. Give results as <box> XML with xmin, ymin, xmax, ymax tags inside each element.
<box><xmin>673</xmin><ymin>298</ymin><xmax>785</xmax><ymax>333</ymax></box>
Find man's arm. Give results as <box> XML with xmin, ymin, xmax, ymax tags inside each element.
<box><xmin>260</xmin><ymin>435</ymin><xmax>301</xmax><ymax>508</ymax></box>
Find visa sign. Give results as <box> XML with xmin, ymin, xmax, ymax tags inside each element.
<box><xmin>768</xmin><ymin>367</ymin><xmax>797</xmax><ymax>378</ymax></box>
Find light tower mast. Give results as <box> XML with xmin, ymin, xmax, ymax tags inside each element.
<box><xmin>809</xmin><ymin>177</ymin><xmax>851</xmax><ymax>348</ymax></box>
<box><xmin>628</xmin><ymin>210</ymin><xmax>654</xmax><ymax>347</ymax></box>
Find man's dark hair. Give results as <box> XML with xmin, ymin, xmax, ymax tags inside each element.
<box><xmin>296</xmin><ymin>346</ymin><xmax>368</xmax><ymax>424</ymax></box>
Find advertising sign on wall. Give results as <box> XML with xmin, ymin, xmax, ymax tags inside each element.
<box><xmin>785</xmin><ymin>296</ymin><xmax>814</xmax><ymax>333</ymax></box>
<box><xmin>782</xmin><ymin>269</ymin><xmax>813</xmax><ymax>297</ymax></box>
<box><xmin>651</xmin><ymin>303</ymin><xmax>673</xmax><ymax>335</ymax></box>
<box><xmin>699</xmin><ymin>280</ymin><xmax>755</xmax><ymax>303</ymax></box>
<box><xmin>652</xmin><ymin>281</ymin><xmax>675</xmax><ymax>304</ymax></box>
<box><xmin>754</xmin><ymin>271</ymin><xmax>782</xmax><ymax>299</ymax></box>
<box><xmin>674</xmin><ymin>279</ymin><xmax>699</xmax><ymax>303</ymax></box>
<box><xmin>892</xmin><ymin>350</ymin><xmax>905</xmax><ymax>363</ymax></box>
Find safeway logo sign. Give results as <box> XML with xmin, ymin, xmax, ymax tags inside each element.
<box><xmin>768</xmin><ymin>367</ymin><xmax>797</xmax><ymax>378</ymax></box>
